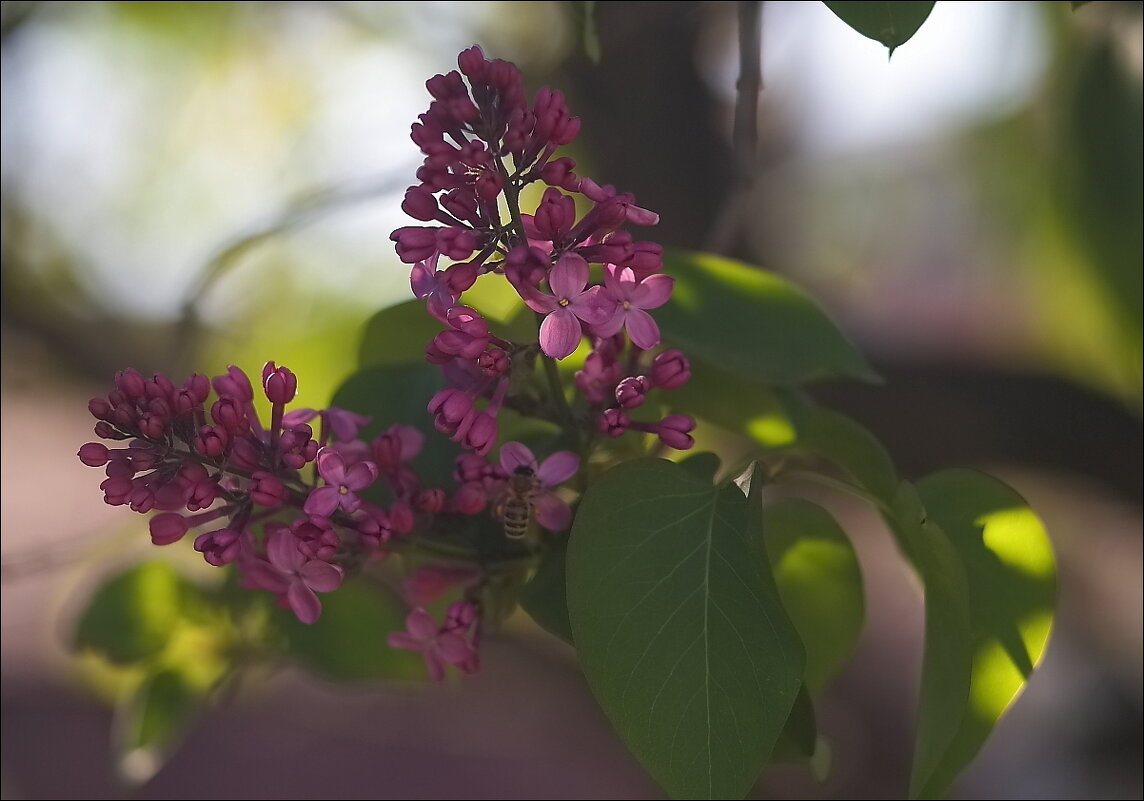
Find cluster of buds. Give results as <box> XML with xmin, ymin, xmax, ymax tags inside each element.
<box><xmin>392</xmin><ymin>45</ymin><xmax>695</xmax><ymax>454</ymax></box>
<box><xmin>78</xmin><ymin>361</ymin><xmax>578</xmax><ymax>675</ymax></box>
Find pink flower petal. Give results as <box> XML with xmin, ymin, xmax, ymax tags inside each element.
<box><xmin>625</xmin><ymin>308</ymin><xmax>661</xmax><ymax>350</ymax></box>
<box><xmin>405</xmin><ymin>607</ymin><xmax>438</xmax><ymax>640</ymax></box>
<box><xmin>303</xmin><ymin>485</ymin><xmax>341</xmax><ymax>518</ymax></box>
<box><xmin>521</xmin><ymin>284</ymin><xmax>559</xmax><ymax>314</ymax></box>
<box><xmin>499</xmin><ymin>442</ymin><xmax>537</xmax><ymax>475</ymax></box>
<box><xmin>423</xmin><ymin>650</ymin><xmax>447</xmax><ymax>682</ymax></box>
<box><xmin>539</xmin><ymin>308</ymin><xmax>582</xmax><ymax>360</ymax></box>
<box><xmin>437</xmin><ymin>631</ymin><xmax>473</xmax><ymax>664</ymax></box>
<box><xmin>572</xmin><ymin>285</ymin><xmax>616</xmax><ymax>326</ymax></box>
<box><xmin>315</xmin><ymin>449</ymin><xmax>347</xmax><ymax>484</ymax></box>
<box><xmin>591</xmin><ymin>305</ymin><xmax>626</xmax><ymax>338</ymax></box>
<box><xmin>287</xmin><ymin>581</ymin><xmax>322</xmax><ymax>624</ymax></box>
<box><xmin>536</xmin><ymin>450</ymin><xmax>579</xmax><ymax>486</ymax></box>
<box><xmin>242</xmin><ymin>559</ymin><xmax>291</xmax><ymax>594</ymax></box>
<box><xmin>533</xmin><ymin>490</ymin><xmax>572</xmax><ymax>531</ymax></box>
<box><xmin>630</xmin><ymin>273</ymin><xmax>674</xmax><ymax>309</ymax></box>
<box><xmin>300</xmin><ymin>560</ymin><xmax>344</xmax><ymax>593</ymax></box>
<box><xmin>344</xmin><ymin>460</ymin><xmax>380</xmax><ymax>490</ymax></box>
<box><xmin>549</xmin><ymin>253</ymin><xmax>589</xmax><ymax>299</ymax></box>
<box><xmin>266</xmin><ymin>530</ymin><xmax>306</xmax><ymax>572</ymax></box>
<box><xmin>391</xmin><ymin>425</ymin><xmax>425</xmax><ymax>460</ymax></box>
<box><xmin>387</xmin><ymin>632</ymin><xmax>424</xmax><ymax>650</ymax></box>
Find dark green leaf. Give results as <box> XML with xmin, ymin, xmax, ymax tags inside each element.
<box><xmin>907</xmin><ymin>470</ymin><xmax>1056</xmax><ymax>799</ymax></box>
<box><xmin>764</xmin><ymin>499</ymin><xmax>864</xmax><ymax>690</ymax></box>
<box><xmin>657</xmin><ymin>250</ymin><xmax>876</xmax><ymax>385</ymax></box>
<box><xmin>74</xmin><ymin>561</ymin><xmax>205</xmax><ymax>665</ymax></box>
<box><xmin>520</xmin><ymin>535</ymin><xmax>574</xmax><ymax>645</ymax></box>
<box><xmin>677</xmin><ymin>451</ymin><xmax>722</xmax><ymax>482</ymax></box>
<box><xmin>823</xmin><ymin>1</ymin><xmax>935</xmax><ymax>55</ymax></box>
<box><xmin>788</xmin><ymin>403</ymin><xmax>899</xmax><ymax>505</ymax></box>
<box><xmin>113</xmin><ymin>668</ymin><xmax>198</xmax><ymax>785</ymax></box>
<box><xmin>358</xmin><ymin>300</ymin><xmax>442</xmax><ymax>368</ymax></box>
<box><xmin>1070</xmin><ymin>1</ymin><xmax>1091</xmax><ymax>9</ymax></box>
<box><xmin>568</xmin><ymin>459</ymin><xmax>804</xmax><ymax>799</ymax></box>
<box><xmin>330</xmin><ymin>363</ymin><xmax>459</xmax><ymax>493</ymax></box>
<box><xmin>770</xmin><ymin>685</ymin><xmax>818</xmax><ymax>763</ymax></box>
<box><xmin>275</xmin><ymin>579</ymin><xmax>424</xmax><ymax>682</ymax></box>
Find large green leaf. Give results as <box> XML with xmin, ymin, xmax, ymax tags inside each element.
<box><xmin>330</xmin><ymin>362</ymin><xmax>459</xmax><ymax>492</ymax></box>
<box><xmin>823</xmin><ymin>2</ymin><xmax>935</xmax><ymax>55</ymax></box>
<box><xmin>764</xmin><ymin>498</ymin><xmax>864</xmax><ymax>691</ymax></box>
<box><xmin>657</xmin><ymin>250</ymin><xmax>876</xmax><ymax>386</ymax></box>
<box><xmin>73</xmin><ymin>561</ymin><xmax>206</xmax><ymax>665</ymax></box>
<box><xmin>358</xmin><ymin>299</ymin><xmax>443</xmax><ymax>368</ymax></box>
<box><xmin>567</xmin><ymin>459</ymin><xmax>804</xmax><ymax>799</ymax></box>
<box><xmin>907</xmin><ymin>470</ymin><xmax>1056</xmax><ymax>799</ymax></box>
<box><xmin>275</xmin><ymin>579</ymin><xmax>424</xmax><ymax>682</ymax></box>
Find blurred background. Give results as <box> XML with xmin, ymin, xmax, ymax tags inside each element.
<box><xmin>1</xmin><ymin>1</ymin><xmax>1140</xmax><ymax>798</ymax></box>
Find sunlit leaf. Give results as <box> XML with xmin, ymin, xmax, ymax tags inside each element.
<box><xmin>887</xmin><ymin>481</ymin><xmax>973</xmax><ymax>801</ymax></box>
<box><xmin>907</xmin><ymin>470</ymin><xmax>1056</xmax><ymax>799</ymax></box>
<box><xmin>822</xmin><ymin>1</ymin><xmax>935</xmax><ymax>55</ymax></box>
<box><xmin>658</xmin><ymin>250</ymin><xmax>877</xmax><ymax>385</ymax></box>
<box><xmin>670</xmin><ymin>359</ymin><xmax>798</xmax><ymax>447</ymax></box>
<box><xmin>764</xmin><ymin>498</ymin><xmax>864</xmax><ymax>690</ymax></box>
<box><xmin>74</xmin><ymin>561</ymin><xmax>206</xmax><ymax>665</ymax></box>
<box><xmin>274</xmin><ymin>579</ymin><xmax>424</xmax><ymax>682</ymax></box>
<box><xmin>113</xmin><ymin>668</ymin><xmax>198</xmax><ymax>786</ymax></box>
<box><xmin>568</xmin><ymin>460</ymin><xmax>804</xmax><ymax>799</ymax></box>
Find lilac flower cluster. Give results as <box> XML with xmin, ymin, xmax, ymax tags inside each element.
<box><xmin>78</xmin><ymin>46</ymin><xmax>699</xmax><ymax>683</ymax></box>
<box><xmin>76</xmin><ymin>363</ymin><xmax>572</xmax><ymax>647</ymax></box>
<box><xmin>392</xmin><ymin>45</ymin><xmax>696</xmax><ymax>454</ymax></box>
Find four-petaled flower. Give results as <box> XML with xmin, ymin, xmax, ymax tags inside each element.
<box><xmin>498</xmin><ymin>442</ymin><xmax>579</xmax><ymax>531</ymax></box>
<box><xmin>595</xmin><ymin>264</ymin><xmax>673</xmax><ymax>350</ymax></box>
<box><xmin>522</xmin><ymin>253</ymin><xmax>615</xmax><ymax>359</ymax></box>
<box><xmin>244</xmin><ymin>529</ymin><xmax>344</xmax><ymax>624</ymax></box>
<box><xmin>387</xmin><ymin>607</ymin><xmax>475</xmax><ymax>682</ymax></box>
<box><xmin>304</xmin><ymin>448</ymin><xmax>379</xmax><ymax>517</ymax></box>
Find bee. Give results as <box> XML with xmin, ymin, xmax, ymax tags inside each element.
<box><xmin>494</xmin><ymin>465</ymin><xmax>541</xmax><ymax>539</ymax></box>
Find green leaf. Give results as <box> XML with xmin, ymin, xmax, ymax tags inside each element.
<box><xmin>823</xmin><ymin>1</ymin><xmax>935</xmax><ymax>55</ymax></box>
<box><xmin>567</xmin><ymin>459</ymin><xmax>804</xmax><ymax>799</ymax></box>
<box><xmin>677</xmin><ymin>451</ymin><xmax>722</xmax><ymax>482</ymax></box>
<box><xmin>886</xmin><ymin>481</ymin><xmax>973</xmax><ymax>801</ymax></box>
<box><xmin>520</xmin><ymin>535</ymin><xmax>574</xmax><ymax>645</ymax></box>
<box><xmin>113</xmin><ymin>668</ymin><xmax>198</xmax><ymax>785</ymax></box>
<box><xmin>657</xmin><ymin>250</ymin><xmax>876</xmax><ymax>385</ymax></box>
<box><xmin>670</xmin><ymin>359</ymin><xmax>798</xmax><ymax>447</ymax></box>
<box><xmin>906</xmin><ymin>470</ymin><xmax>1056</xmax><ymax>799</ymax></box>
<box><xmin>358</xmin><ymin>300</ymin><xmax>443</xmax><ymax>368</ymax></box>
<box><xmin>770</xmin><ymin>685</ymin><xmax>818</xmax><ymax>763</ymax></box>
<box><xmin>330</xmin><ymin>362</ymin><xmax>459</xmax><ymax>492</ymax></box>
<box><xmin>788</xmin><ymin>402</ymin><xmax>899</xmax><ymax>505</ymax></box>
<box><xmin>275</xmin><ymin>579</ymin><xmax>424</xmax><ymax>682</ymax></box>
<box><xmin>764</xmin><ymin>498</ymin><xmax>865</xmax><ymax>690</ymax></box>
<box><xmin>73</xmin><ymin>561</ymin><xmax>205</xmax><ymax>665</ymax></box>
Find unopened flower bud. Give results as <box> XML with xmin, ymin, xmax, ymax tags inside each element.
<box><xmin>650</xmin><ymin>349</ymin><xmax>690</xmax><ymax>389</ymax></box>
